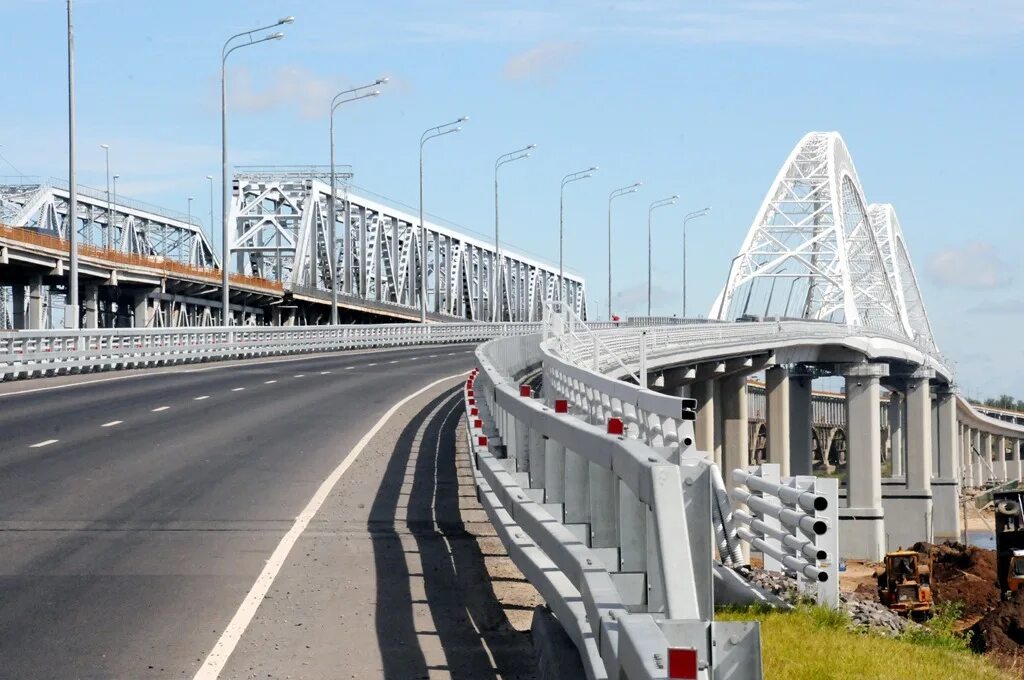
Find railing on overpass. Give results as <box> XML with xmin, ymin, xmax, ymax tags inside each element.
<box><xmin>469</xmin><ymin>329</ymin><xmax>762</xmax><ymax>679</ymax></box>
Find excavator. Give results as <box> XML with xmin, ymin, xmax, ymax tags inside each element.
<box><xmin>875</xmin><ymin>550</ymin><xmax>933</xmax><ymax>618</ymax></box>
<box><xmin>993</xmin><ymin>490</ymin><xmax>1024</xmax><ymax>600</ymax></box>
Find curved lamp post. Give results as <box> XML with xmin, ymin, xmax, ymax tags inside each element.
<box><xmin>559</xmin><ymin>167</ymin><xmax>597</xmax><ymax>306</ymax></box>
<box><xmin>682</xmin><ymin>207</ymin><xmax>711</xmax><ymax>317</ymax></box>
<box><xmin>607</xmin><ymin>182</ymin><xmax>641</xmax><ymax>319</ymax></box>
<box><xmin>419</xmin><ymin>117</ymin><xmax>467</xmax><ymax>322</ymax></box>
<box><xmin>647</xmin><ymin>195</ymin><xmax>678</xmax><ymax>316</ymax></box>
<box><xmin>493</xmin><ymin>145</ymin><xmax>535</xmax><ymax>321</ymax></box>
<box><xmin>220</xmin><ymin>16</ymin><xmax>292</xmax><ymax>326</ymax></box>
<box><xmin>329</xmin><ymin>78</ymin><xmax>386</xmax><ymax>325</ymax></box>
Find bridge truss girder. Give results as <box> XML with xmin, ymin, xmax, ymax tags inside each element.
<box><xmin>0</xmin><ymin>181</ymin><xmax>218</xmax><ymax>269</ymax></box>
<box><xmin>711</xmin><ymin>132</ymin><xmax>932</xmax><ymax>346</ymax></box>
<box><xmin>230</xmin><ymin>172</ymin><xmax>585</xmax><ymax>322</ymax></box>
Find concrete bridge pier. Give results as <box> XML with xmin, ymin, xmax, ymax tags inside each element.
<box><xmin>84</xmin><ymin>285</ymin><xmax>99</xmax><ymax>329</ymax></box>
<box><xmin>26</xmin><ymin>274</ymin><xmax>44</xmax><ymax>330</ymax></box>
<box><xmin>1016</xmin><ymin>441</ymin><xmax>1023</xmax><ymax>481</ymax></box>
<box><xmin>765</xmin><ymin>365</ymin><xmax>791</xmax><ymax>477</ymax></box>
<box><xmin>888</xmin><ymin>392</ymin><xmax>904</xmax><ymax>477</ymax></box>
<box><xmin>973</xmin><ymin>429</ymin><xmax>985</xmax><ymax>485</ymax></box>
<box><xmin>933</xmin><ymin>387</ymin><xmax>961</xmax><ymax>539</ymax></box>
<box><xmin>997</xmin><ymin>436</ymin><xmax>1009</xmax><ymax>483</ymax></box>
<box><xmin>721</xmin><ymin>373</ymin><xmax>748</xmax><ymax>488</ymax></box>
<box><xmin>11</xmin><ymin>284</ymin><xmax>25</xmax><ymax>329</ymax></box>
<box><xmin>883</xmin><ymin>369</ymin><xmax>934</xmax><ymax>550</ymax></box>
<box><xmin>690</xmin><ymin>379</ymin><xmax>715</xmax><ymax>459</ymax></box>
<box><xmin>982</xmin><ymin>432</ymin><xmax>994</xmax><ymax>484</ymax></box>
<box><xmin>789</xmin><ymin>369</ymin><xmax>814</xmax><ymax>476</ymax></box>
<box><xmin>839</xmin><ymin>363</ymin><xmax>888</xmax><ymax>561</ymax></box>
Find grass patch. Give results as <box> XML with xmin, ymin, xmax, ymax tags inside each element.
<box><xmin>718</xmin><ymin>604</ymin><xmax>1002</xmax><ymax>680</ymax></box>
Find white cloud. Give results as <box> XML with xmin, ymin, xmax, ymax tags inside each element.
<box><xmin>503</xmin><ymin>41</ymin><xmax>582</xmax><ymax>83</ymax></box>
<box><xmin>927</xmin><ymin>241</ymin><xmax>1013</xmax><ymax>289</ymax></box>
<box><xmin>228</xmin><ymin>65</ymin><xmax>343</xmax><ymax>120</ymax></box>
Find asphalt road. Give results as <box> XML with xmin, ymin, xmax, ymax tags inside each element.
<box><xmin>0</xmin><ymin>345</ymin><xmax>482</xmax><ymax>679</ymax></box>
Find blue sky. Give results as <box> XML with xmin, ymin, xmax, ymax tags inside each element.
<box><xmin>2</xmin><ymin>0</ymin><xmax>1023</xmax><ymax>397</ymax></box>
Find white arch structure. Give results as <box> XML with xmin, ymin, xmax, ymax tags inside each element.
<box><xmin>711</xmin><ymin>132</ymin><xmax>935</xmax><ymax>350</ymax></box>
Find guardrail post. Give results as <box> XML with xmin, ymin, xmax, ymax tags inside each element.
<box><xmin>638</xmin><ymin>331</ymin><xmax>648</xmax><ymax>389</ymax></box>
<box><xmin>590</xmin><ymin>419</ymin><xmax>622</xmax><ymax>550</ymax></box>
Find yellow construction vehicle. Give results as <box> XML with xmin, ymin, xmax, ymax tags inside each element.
<box><xmin>875</xmin><ymin>550</ymin><xmax>933</xmax><ymax>618</ymax></box>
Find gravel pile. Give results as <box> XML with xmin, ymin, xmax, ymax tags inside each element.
<box><xmin>740</xmin><ymin>566</ymin><xmax>914</xmax><ymax>636</ymax></box>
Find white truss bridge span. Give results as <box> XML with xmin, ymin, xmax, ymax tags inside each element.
<box><xmin>231</xmin><ymin>167</ymin><xmax>586</xmax><ymax>323</ymax></box>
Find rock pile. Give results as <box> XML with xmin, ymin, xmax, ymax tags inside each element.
<box><xmin>740</xmin><ymin>566</ymin><xmax>913</xmax><ymax>636</ymax></box>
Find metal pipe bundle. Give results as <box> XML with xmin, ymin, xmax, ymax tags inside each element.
<box><xmin>730</xmin><ymin>487</ymin><xmax>827</xmax><ymax>537</ymax></box>
<box><xmin>736</xmin><ymin>527</ymin><xmax>827</xmax><ymax>582</ymax></box>
<box><xmin>734</xmin><ymin>509</ymin><xmax>826</xmax><ymax>562</ymax></box>
<box><xmin>732</xmin><ymin>469</ymin><xmax>828</xmax><ymax>513</ymax></box>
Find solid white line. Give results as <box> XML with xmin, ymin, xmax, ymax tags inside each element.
<box><xmin>101</xmin><ymin>420</ymin><xmax>123</xmax><ymax>428</ymax></box>
<box><xmin>231</xmin><ymin>387</ymin><xmax>245</xmax><ymax>392</ymax></box>
<box><xmin>30</xmin><ymin>439</ymin><xmax>58</xmax><ymax>448</ymax></box>
<box><xmin>193</xmin><ymin>372</ymin><xmax>464</xmax><ymax>679</ymax></box>
<box><xmin>151</xmin><ymin>406</ymin><xmax>170</xmax><ymax>412</ymax></box>
<box><xmin>194</xmin><ymin>395</ymin><xmax>210</xmax><ymax>401</ymax></box>
<box><xmin>264</xmin><ymin>380</ymin><xmax>277</xmax><ymax>384</ymax></box>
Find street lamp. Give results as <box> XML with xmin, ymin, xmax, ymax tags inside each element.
<box><xmin>329</xmin><ymin>78</ymin><xmax>386</xmax><ymax>325</ymax></box>
<box><xmin>220</xmin><ymin>16</ymin><xmax>292</xmax><ymax>326</ymax></box>
<box><xmin>187</xmin><ymin>196</ymin><xmax>194</xmax><ymax>227</ymax></box>
<box><xmin>419</xmin><ymin>116</ymin><xmax>467</xmax><ymax>322</ymax></box>
<box><xmin>682</xmin><ymin>207</ymin><xmax>711</xmax><ymax>317</ymax></box>
<box><xmin>493</xmin><ymin>144</ymin><xmax>535</xmax><ymax>321</ymax></box>
<box><xmin>67</xmin><ymin>0</ymin><xmax>79</xmax><ymax>328</ymax></box>
<box><xmin>559</xmin><ymin>166</ymin><xmax>597</xmax><ymax>306</ymax></box>
<box><xmin>112</xmin><ymin>174</ymin><xmax>119</xmax><ymax>250</ymax></box>
<box><xmin>607</xmin><ymin>182</ymin><xmax>641</xmax><ymax>319</ymax></box>
<box><xmin>100</xmin><ymin>143</ymin><xmax>111</xmax><ymax>250</ymax></box>
<box><xmin>647</xmin><ymin>195</ymin><xmax>678</xmax><ymax>316</ymax></box>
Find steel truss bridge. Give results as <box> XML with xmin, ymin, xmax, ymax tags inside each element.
<box><xmin>4</xmin><ymin>132</ymin><xmax>1023</xmax><ymax>680</ymax></box>
<box><xmin>0</xmin><ymin>169</ymin><xmax>584</xmax><ymax>330</ymax></box>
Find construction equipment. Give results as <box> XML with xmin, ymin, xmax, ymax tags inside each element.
<box><xmin>875</xmin><ymin>550</ymin><xmax>933</xmax><ymax>618</ymax></box>
<box><xmin>993</xmin><ymin>491</ymin><xmax>1024</xmax><ymax>600</ymax></box>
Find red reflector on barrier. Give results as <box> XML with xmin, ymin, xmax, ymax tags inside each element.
<box><xmin>478</xmin><ymin>435</ymin><xmax>488</xmax><ymax>446</ymax></box>
<box><xmin>473</xmin><ymin>419</ymin><xmax>483</xmax><ymax>429</ymax></box>
<box><xmin>467</xmin><ymin>389</ymin><xmax>474</xmax><ymax>398</ymax></box>
<box><xmin>519</xmin><ymin>385</ymin><xmax>532</xmax><ymax>397</ymax></box>
<box><xmin>668</xmin><ymin>648</ymin><xmax>698</xmax><ymax>679</ymax></box>
<box><xmin>554</xmin><ymin>399</ymin><xmax>568</xmax><ymax>414</ymax></box>
<box><xmin>607</xmin><ymin>418</ymin><xmax>624</xmax><ymax>435</ymax></box>
<box><xmin>468</xmin><ymin>398</ymin><xmax>475</xmax><ymax>406</ymax></box>
<box><xmin>470</xmin><ymin>407</ymin><xmax>478</xmax><ymax>416</ymax></box>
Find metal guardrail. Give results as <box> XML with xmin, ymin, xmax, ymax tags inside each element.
<box><xmin>0</xmin><ymin>323</ymin><xmax>545</xmax><ymax>381</ymax></box>
<box><xmin>731</xmin><ymin>465</ymin><xmax>839</xmax><ymax>607</ymax></box>
<box><xmin>469</xmin><ymin>332</ymin><xmax>761</xmax><ymax>679</ymax></box>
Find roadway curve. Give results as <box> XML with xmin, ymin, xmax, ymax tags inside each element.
<box><xmin>0</xmin><ymin>345</ymin><xmax>531</xmax><ymax>678</ymax></box>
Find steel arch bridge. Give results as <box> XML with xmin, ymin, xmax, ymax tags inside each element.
<box><xmin>711</xmin><ymin>132</ymin><xmax>937</xmax><ymax>352</ymax></box>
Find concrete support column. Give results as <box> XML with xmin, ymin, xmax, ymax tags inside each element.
<box><xmin>885</xmin><ymin>370</ymin><xmax>933</xmax><ymax>548</ymax></box>
<box><xmin>932</xmin><ymin>387</ymin><xmax>961</xmax><ymax>539</ymax></box>
<box><xmin>691</xmin><ymin>379</ymin><xmax>715</xmax><ymax>458</ymax></box>
<box><xmin>888</xmin><ymin>392</ymin><xmax>904</xmax><ymax>477</ymax></box>
<box><xmin>789</xmin><ymin>372</ymin><xmax>813</xmax><ymax>476</ymax></box>
<box><xmin>765</xmin><ymin>365</ymin><xmax>791</xmax><ymax>477</ymax></box>
<box><xmin>27</xmin><ymin>274</ymin><xmax>44</xmax><ymax>329</ymax></box>
<box><xmin>12</xmin><ymin>284</ymin><xmax>25</xmax><ymax>329</ymax></box>
<box><xmin>997</xmin><ymin>436</ymin><xmax>1009</xmax><ymax>483</ymax></box>
<box><xmin>963</xmin><ymin>427</ymin><xmax>974</xmax><ymax>487</ymax></box>
<box><xmin>133</xmin><ymin>294</ymin><xmax>152</xmax><ymax>328</ymax></box>
<box><xmin>840</xmin><ymin>363</ymin><xmax>888</xmax><ymax>561</ymax></box>
<box><xmin>720</xmin><ymin>374</ymin><xmax>748</xmax><ymax>489</ymax></box>
<box><xmin>981</xmin><ymin>432</ymin><xmax>993</xmax><ymax>485</ymax></box>
<box><xmin>973</xmin><ymin>429</ymin><xmax>984</xmax><ymax>486</ymax></box>
<box><xmin>84</xmin><ymin>285</ymin><xmax>99</xmax><ymax>329</ymax></box>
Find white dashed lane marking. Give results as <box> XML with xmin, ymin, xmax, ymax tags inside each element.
<box><xmin>152</xmin><ymin>406</ymin><xmax>170</xmax><ymax>412</ymax></box>
<box><xmin>232</xmin><ymin>388</ymin><xmax>245</xmax><ymax>392</ymax></box>
<box><xmin>30</xmin><ymin>439</ymin><xmax>58</xmax><ymax>448</ymax></box>
<box><xmin>101</xmin><ymin>420</ymin><xmax>123</xmax><ymax>428</ymax></box>
<box><xmin>194</xmin><ymin>396</ymin><xmax>210</xmax><ymax>401</ymax></box>
<box><xmin>344</xmin><ymin>367</ymin><xmax>354</xmax><ymax>370</ymax></box>
<box><xmin>294</xmin><ymin>374</ymin><xmax>305</xmax><ymax>378</ymax></box>
<box><xmin>264</xmin><ymin>380</ymin><xmax>277</xmax><ymax>384</ymax></box>
<box><xmin>320</xmin><ymin>371</ymin><xmax>331</xmax><ymax>375</ymax></box>
<box><xmin>366</xmin><ymin>363</ymin><xmax>377</xmax><ymax>367</ymax></box>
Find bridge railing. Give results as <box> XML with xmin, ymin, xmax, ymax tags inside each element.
<box><xmin>469</xmin><ymin>331</ymin><xmax>762</xmax><ymax>679</ymax></box>
<box><xmin>0</xmin><ymin>323</ymin><xmax>546</xmax><ymax>380</ymax></box>
<box><xmin>731</xmin><ymin>465</ymin><xmax>839</xmax><ymax>607</ymax></box>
